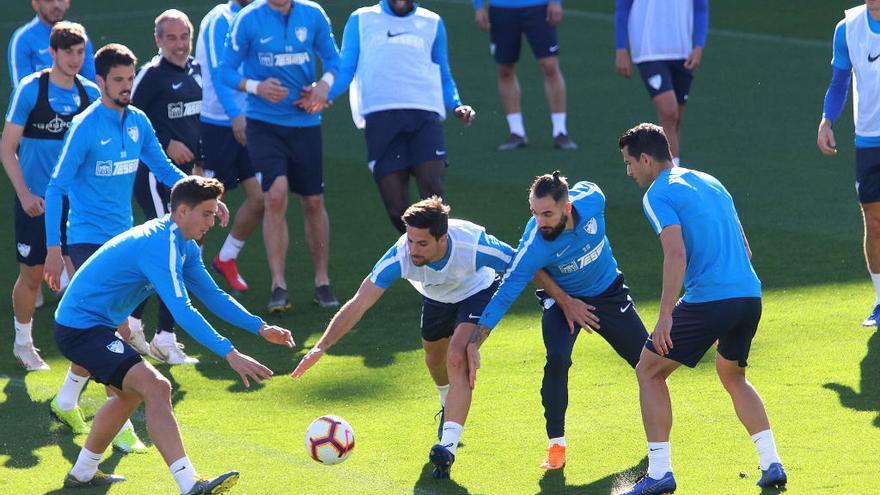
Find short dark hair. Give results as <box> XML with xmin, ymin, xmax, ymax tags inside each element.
<box><xmin>50</xmin><ymin>22</ymin><xmax>86</xmax><ymax>51</ymax></box>
<box><xmin>618</xmin><ymin>123</ymin><xmax>672</xmax><ymax>162</ymax></box>
<box><xmin>530</xmin><ymin>171</ymin><xmax>569</xmax><ymax>203</ymax></box>
<box><xmin>170</xmin><ymin>176</ymin><xmax>225</xmax><ymax>211</ymax></box>
<box><xmin>94</xmin><ymin>43</ymin><xmax>137</xmax><ymax>79</ymax></box>
<box><xmin>402</xmin><ymin>196</ymin><xmax>450</xmax><ymax>240</ymax></box>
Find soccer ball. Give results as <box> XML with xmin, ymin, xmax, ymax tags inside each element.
<box><xmin>305</xmin><ymin>415</ymin><xmax>355</xmax><ymax>465</ymax></box>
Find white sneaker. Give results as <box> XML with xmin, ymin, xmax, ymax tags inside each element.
<box><xmin>149</xmin><ymin>336</ymin><xmax>199</xmax><ymax>365</ymax></box>
<box><xmin>126</xmin><ymin>327</ymin><xmax>151</xmax><ymax>356</ymax></box>
<box><xmin>13</xmin><ymin>342</ymin><xmax>50</xmax><ymax>371</ymax></box>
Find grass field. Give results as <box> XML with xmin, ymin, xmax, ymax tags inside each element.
<box><xmin>1</xmin><ymin>1</ymin><xmax>879</xmax><ymax>493</ymax></box>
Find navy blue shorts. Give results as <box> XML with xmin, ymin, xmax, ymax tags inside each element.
<box><xmin>421</xmin><ymin>279</ymin><xmax>500</xmax><ymax>342</ymax></box>
<box><xmin>201</xmin><ymin>122</ymin><xmax>257</xmax><ymax>190</ymax></box>
<box><xmin>536</xmin><ymin>274</ymin><xmax>648</xmax><ymax>368</ymax></box>
<box><xmin>54</xmin><ymin>322</ymin><xmax>143</xmax><ymax>390</ymax></box>
<box><xmin>14</xmin><ymin>195</ymin><xmax>69</xmax><ymax>266</ymax></box>
<box><xmin>245</xmin><ymin>118</ymin><xmax>323</xmax><ymax>196</ymax></box>
<box><xmin>68</xmin><ymin>243</ymin><xmax>102</xmax><ymax>270</ymax></box>
<box><xmin>645</xmin><ymin>297</ymin><xmax>762</xmax><ymax>368</ymax></box>
<box><xmin>636</xmin><ymin>60</ymin><xmax>694</xmax><ymax>104</ymax></box>
<box><xmin>489</xmin><ymin>5</ymin><xmax>559</xmax><ymax>65</ymax></box>
<box><xmin>856</xmin><ymin>147</ymin><xmax>880</xmax><ymax>203</ymax></box>
<box><xmin>364</xmin><ymin>109</ymin><xmax>447</xmax><ymax>181</ymax></box>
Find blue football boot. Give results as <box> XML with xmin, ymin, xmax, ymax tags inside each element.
<box><xmin>429</xmin><ymin>444</ymin><xmax>455</xmax><ymax>479</ymax></box>
<box><xmin>623</xmin><ymin>472</ymin><xmax>677</xmax><ymax>495</ymax></box>
<box><xmin>862</xmin><ymin>304</ymin><xmax>880</xmax><ymax>327</ymax></box>
<box><xmin>756</xmin><ymin>463</ymin><xmax>787</xmax><ymax>488</ymax></box>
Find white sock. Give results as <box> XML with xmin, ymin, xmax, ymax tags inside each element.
<box><xmin>218</xmin><ymin>235</ymin><xmax>246</xmax><ymax>262</ymax></box>
<box><xmin>60</xmin><ymin>265</ymin><xmax>70</xmax><ymax>291</ymax></box>
<box><xmin>439</xmin><ymin>421</ymin><xmax>463</xmax><ymax>455</ymax></box>
<box><xmin>506</xmin><ymin>113</ymin><xmax>526</xmax><ymax>137</ymax></box>
<box><xmin>548</xmin><ymin>436</ymin><xmax>566</xmax><ymax>448</ymax></box>
<box><xmin>751</xmin><ymin>429</ymin><xmax>781</xmax><ymax>470</ymax></box>
<box><xmin>14</xmin><ymin>319</ymin><xmax>33</xmax><ymax>346</ymax></box>
<box><xmin>170</xmin><ymin>456</ymin><xmax>199</xmax><ymax>494</ymax></box>
<box><xmin>672</xmin><ymin>157</ymin><xmax>681</xmax><ymax>167</ymax></box>
<box><xmin>871</xmin><ymin>273</ymin><xmax>880</xmax><ymax>305</ymax></box>
<box><xmin>116</xmin><ymin>419</ymin><xmax>134</xmax><ymax>437</ymax></box>
<box><xmin>69</xmin><ymin>447</ymin><xmax>103</xmax><ymax>482</ymax></box>
<box><xmin>155</xmin><ymin>331</ymin><xmax>176</xmax><ymax>347</ymax></box>
<box><xmin>128</xmin><ymin>316</ymin><xmax>143</xmax><ymax>333</ymax></box>
<box><xmin>56</xmin><ymin>368</ymin><xmax>90</xmax><ymax>411</ymax></box>
<box><xmin>436</xmin><ymin>384</ymin><xmax>449</xmax><ymax>408</ymax></box>
<box><xmin>647</xmin><ymin>441</ymin><xmax>672</xmax><ymax>479</ymax></box>
<box><xmin>551</xmin><ymin>112</ymin><xmax>567</xmax><ymax>137</ymax></box>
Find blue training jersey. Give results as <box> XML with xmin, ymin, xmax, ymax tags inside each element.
<box><xmin>642</xmin><ymin>167</ymin><xmax>761</xmax><ymax>303</ymax></box>
<box><xmin>219</xmin><ymin>0</ymin><xmax>341</xmax><ymax>127</ymax></box>
<box><xmin>328</xmin><ymin>0</ymin><xmax>462</xmax><ymax>109</ymax></box>
<box><xmin>369</xmin><ymin>229</ymin><xmax>513</xmax><ymax>289</ymax></box>
<box><xmin>44</xmin><ymin>100</ymin><xmax>188</xmax><ymax>247</ymax></box>
<box><xmin>479</xmin><ymin>181</ymin><xmax>621</xmax><ymax>330</ymax></box>
<box><xmin>7</xmin><ymin>15</ymin><xmax>96</xmax><ymax>88</ymax></box>
<box><xmin>4</xmin><ymin>72</ymin><xmax>100</xmax><ymax>196</ymax></box>
<box><xmin>472</xmin><ymin>0</ymin><xmax>559</xmax><ymax>9</ymax></box>
<box><xmin>196</xmin><ymin>1</ymin><xmax>247</xmax><ymax>125</ymax></box>
<box><xmin>56</xmin><ymin>215</ymin><xmax>265</xmax><ymax>357</ymax></box>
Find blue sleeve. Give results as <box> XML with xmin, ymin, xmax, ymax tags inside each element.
<box><xmin>614</xmin><ymin>0</ymin><xmax>634</xmax><ymax>49</ymax></box>
<box><xmin>141</xmin><ymin>235</ymin><xmax>235</xmax><ymax>357</ymax></box>
<box><xmin>80</xmin><ymin>37</ymin><xmax>97</xmax><ymax>82</ymax></box>
<box><xmin>182</xmin><ymin>242</ymin><xmax>264</xmax><ymax>334</ymax></box>
<box><xmin>478</xmin><ymin>225</ymin><xmax>546</xmax><ymax>329</ymax></box>
<box><xmin>642</xmin><ymin>188</ymin><xmax>680</xmax><ymax>235</ymax></box>
<box><xmin>475</xmin><ymin>231</ymin><xmax>514</xmax><ymax>273</ymax></box>
<box><xmin>314</xmin><ymin>7</ymin><xmax>341</xmax><ymax>77</ymax></box>
<box><xmin>5</xmin><ymin>78</ymin><xmax>37</xmax><ymax>125</ymax></box>
<box><xmin>367</xmin><ymin>244</ymin><xmax>402</xmax><ymax>289</ymax></box>
<box><xmin>219</xmin><ymin>13</ymin><xmax>249</xmax><ymax>90</ymax></box>
<box><xmin>45</xmin><ymin>119</ymin><xmax>90</xmax><ymax>246</ymax></box>
<box><xmin>431</xmin><ymin>18</ymin><xmax>462</xmax><ymax>111</ymax></box>
<box><xmin>328</xmin><ymin>13</ymin><xmax>360</xmax><ymax>101</ymax></box>
<box><xmin>206</xmin><ymin>14</ymin><xmax>243</xmax><ymax>119</ymax></box>
<box><xmin>823</xmin><ymin>67</ymin><xmax>851</xmax><ymax>124</ymax></box>
<box><xmin>8</xmin><ymin>30</ymin><xmax>32</xmax><ymax>89</ymax></box>
<box><xmin>138</xmin><ymin>115</ymin><xmax>187</xmax><ymax>187</ymax></box>
<box><xmin>693</xmin><ymin>0</ymin><xmax>709</xmax><ymax>47</ymax></box>
<box><xmin>832</xmin><ymin>20</ymin><xmax>851</xmax><ymax>71</ymax></box>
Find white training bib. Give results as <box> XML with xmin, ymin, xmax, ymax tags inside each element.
<box><xmin>845</xmin><ymin>5</ymin><xmax>880</xmax><ymax>137</ymax></box>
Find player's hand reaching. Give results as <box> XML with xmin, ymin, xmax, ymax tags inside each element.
<box><xmin>651</xmin><ymin>313</ymin><xmax>674</xmax><ymax>356</ymax></box>
<box><xmin>231</xmin><ymin>115</ymin><xmax>247</xmax><ymax>146</ymax></box>
<box><xmin>226</xmin><ymin>349</ymin><xmax>274</xmax><ymax>388</ymax></box>
<box><xmin>43</xmin><ymin>246</ymin><xmax>65</xmax><ymax>291</ymax></box>
<box><xmin>166</xmin><ymin>139</ymin><xmax>195</xmax><ymax>165</ymax></box>
<box><xmin>817</xmin><ymin>118</ymin><xmax>837</xmax><ymax>156</ymax></box>
<box><xmin>291</xmin><ymin>346</ymin><xmax>325</xmax><ymax>378</ymax></box>
<box><xmin>546</xmin><ymin>2</ymin><xmax>563</xmax><ymax>27</ymax></box>
<box><xmin>474</xmin><ymin>7</ymin><xmax>490</xmax><ymax>32</ymax></box>
<box><xmin>465</xmin><ymin>324</ymin><xmax>490</xmax><ymax>389</ymax></box>
<box><xmin>295</xmin><ymin>81</ymin><xmax>330</xmax><ymax>114</ymax></box>
<box><xmin>257</xmin><ymin>78</ymin><xmax>289</xmax><ymax>104</ymax></box>
<box><xmin>684</xmin><ymin>46</ymin><xmax>703</xmax><ymax>70</ymax></box>
<box><xmin>615</xmin><ymin>48</ymin><xmax>632</xmax><ymax>78</ymax></box>
<box><xmin>454</xmin><ymin>105</ymin><xmax>476</xmax><ymax>126</ymax></box>
<box><xmin>557</xmin><ymin>296</ymin><xmax>600</xmax><ymax>334</ymax></box>
<box><xmin>260</xmin><ymin>324</ymin><xmax>295</xmax><ymax>348</ymax></box>
<box><xmin>216</xmin><ymin>200</ymin><xmax>230</xmax><ymax>228</ymax></box>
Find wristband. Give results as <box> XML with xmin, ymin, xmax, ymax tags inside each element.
<box><xmin>245</xmin><ymin>79</ymin><xmax>259</xmax><ymax>95</ymax></box>
<box><xmin>320</xmin><ymin>72</ymin><xmax>335</xmax><ymax>88</ymax></box>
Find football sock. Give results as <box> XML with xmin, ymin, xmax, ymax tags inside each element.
<box><xmin>14</xmin><ymin>319</ymin><xmax>33</xmax><ymax>346</ymax></box>
<box><xmin>548</xmin><ymin>436</ymin><xmax>566</xmax><ymax>448</ymax></box>
<box><xmin>154</xmin><ymin>331</ymin><xmax>176</xmax><ymax>347</ymax></box>
<box><xmin>751</xmin><ymin>429</ymin><xmax>781</xmax><ymax>470</ymax></box>
<box><xmin>672</xmin><ymin>157</ymin><xmax>681</xmax><ymax>167</ymax></box>
<box><xmin>440</xmin><ymin>421</ymin><xmax>463</xmax><ymax>455</ymax></box>
<box><xmin>647</xmin><ymin>441</ymin><xmax>672</xmax><ymax>479</ymax></box>
<box><xmin>219</xmin><ymin>235</ymin><xmax>245</xmax><ymax>262</ymax></box>
<box><xmin>116</xmin><ymin>419</ymin><xmax>135</xmax><ymax>437</ymax></box>
<box><xmin>436</xmin><ymin>384</ymin><xmax>449</xmax><ymax>407</ymax></box>
<box><xmin>506</xmin><ymin>113</ymin><xmax>526</xmax><ymax>137</ymax></box>
<box><xmin>69</xmin><ymin>447</ymin><xmax>102</xmax><ymax>482</ymax></box>
<box><xmin>56</xmin><ymin>367</ymin><xmax>90</xmax><ymax>411</ymax></box>
<box><xmin>871</xmin><ymin>273</ymin><xmax>880</xmax><ymax>304</ymax></box>
<box><xmin>170</xmin><ymin>456</ymin><xmax>198</xmax><ymax>494</ymax></box>
<box><xmin>551</xmin><ymin>112</ymin><xmax>567</xmax><ymax>137</ymax></box>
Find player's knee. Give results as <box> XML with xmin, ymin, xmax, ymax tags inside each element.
<box><xmin>143</xmin><ymin>374</ymin><xmax>173</xmax><ymax>404</ymax></box>
<box><xmin>635</xmin><ymin>359</ymin><xmax>662</xmax><ymax>383</ymax></box>
<box><xmin>498</xmin><ymin>64</ymin><xmax>517</xmax><ymax>79</ymax></box>
<box><xmin>544</xmin><ymin>351</ymin><xmax>571</xmax><ymax>372</ymax></box>
<box><xmin>446</xmin><ymin>347</ymin><xmax>466</xmax><ymax>374</ymax></box>
<box><xmin>538</xmin><ymin>59</ymin><xmax>561</xmax><ymax>79</ymax></box>
<box><xmin>19</xmin><ymin>269</ymin><xmax>43</xmax><ymax>290</ymax></box>
<box><xmin>299</xmin><ymin>195</ymin><xmax>325</xmax><ymax>216</ymax></box>
<box><xmin>265</xmin><ymin>189</ymin><xmax>287</xmax><ymax>213</ymax></box>
<box><xmin>425</xmin><ymin>350</ymin><xmax>446</xmax><ymax>370</ymax></box>
<box><xmin>657</xmin><ymin>105</ymin><xmax>679</xmax><ymax>125</ymax></box>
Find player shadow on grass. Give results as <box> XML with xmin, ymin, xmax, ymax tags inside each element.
<box><xmin>824</xmin><ymin>331</ymin><xmax>880</xmax><ymax>428</ymax></box>
<box><xmin>535</xmin><ymin>457</ymin><xmax>648</xmax><ymax>495</ymax></box>
<box><xmin>413</xmin><ymin>461</ymin><xmax>475</xmax><ymax>495</ymax></box>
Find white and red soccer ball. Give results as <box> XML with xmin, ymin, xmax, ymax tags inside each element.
<box><xmin>305</xmin><ymin>415</ymin><xmax>355</xmax><ymax>465</ymax></box>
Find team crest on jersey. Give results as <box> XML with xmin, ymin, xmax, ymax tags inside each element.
<box><xmin>295</xmin><ymin>27</ymin><xmax>308</xmax><ymax>42</ymax></box>
<box><xmin>127</xmin><ymin>126</ymin><xmax>139</xmax><ymax>143</ymax></box>
<box><xmin>106</xmin><ymin>340</ymin><xmax>124</xmax><ymax>354</ymax></box>
<box><xmin>585</xmin><ymin>217</ymin><xmax>597</xmax><ymax>235</ymax></box>
<box><xmin>17</xmin><ymin>243</ymin><xmax>31</xmax><ymax>258</ymax></box>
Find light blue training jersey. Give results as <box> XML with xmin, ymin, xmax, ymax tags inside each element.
<box><xmin>56</xmin><ymin>215</ymin><xmax>264</xmax><ymax>357</ymax></box>
<box><xmin>219</xmin><ymin>0</ymin><xmax>341</xmax><ymax>127</ymax></box>
<box><xmin>479</xmin><ymin>181</ymin><xmax>621</xmax><ymax>330</ymax></box>
<box><xmin>44</xmin><ymin>100</ymin><xmax>187</xmax><ymax>247</ymax></box>
<box><xmin>7</xmin><ymin>15</ymin><xmax>96</xmax><ymax>88</ymax></box>
<box><xmin>642</xmin><ymin>167</ymin><xmax>761</xmax><ymax>303</ymax></box>
<box><xmin>4</xmin><ymin>72</ymin><xmax>100</xmax><ymax>196</ymax></box>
